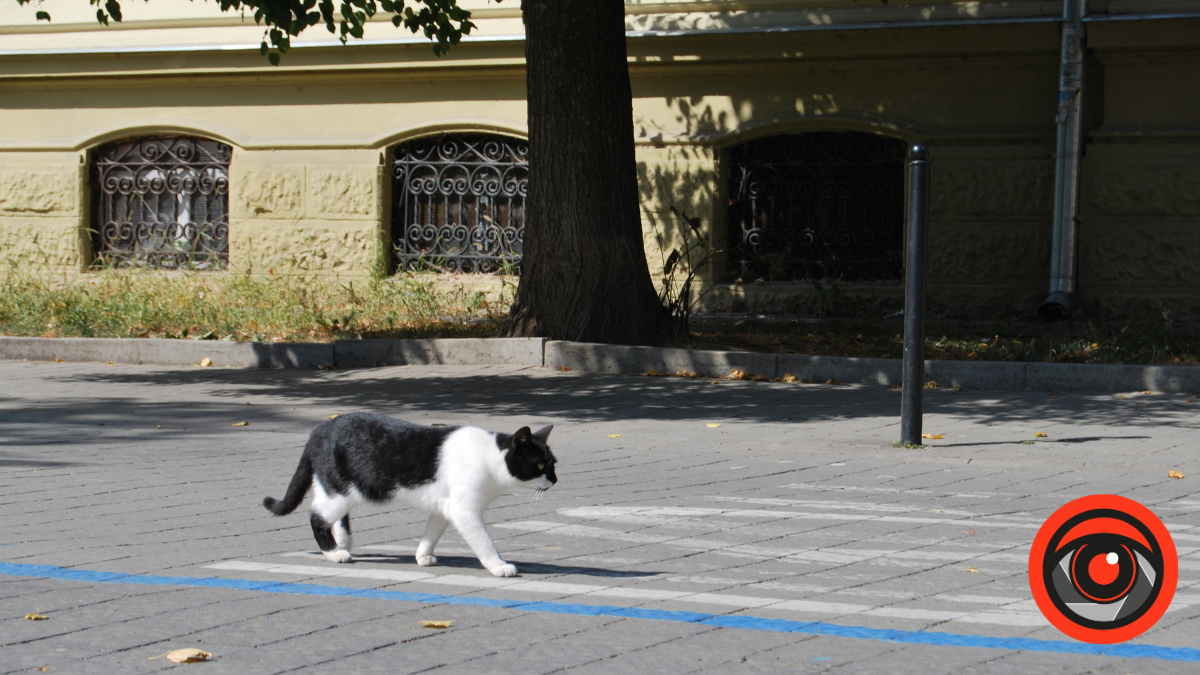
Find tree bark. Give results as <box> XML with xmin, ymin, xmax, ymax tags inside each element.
<box><xmin>501</xmin><ymin>0</ymin><xmax>669</xmax><ymax>345</ymax></box>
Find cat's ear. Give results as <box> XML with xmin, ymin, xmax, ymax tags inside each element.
<box><xmin>512</xmin><ymin>427</ymin><xmax>532</xmax><ymax>446</ymax></box>
<box><xmin>533</xmin><ymin>425</ymin><xmax>553</xmax><ymax>442</ymax></box>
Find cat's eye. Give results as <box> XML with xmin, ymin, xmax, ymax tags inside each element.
<box><xmin>538</xmin><ymin>463</ymin><xmax>545</xmax><ymax>470</ymax></box>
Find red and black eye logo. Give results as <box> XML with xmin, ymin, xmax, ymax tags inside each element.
<box><xmin>1029</xmin><ymin>495</ymin><xmax>1177</xmax><ymax>644</ymax></box>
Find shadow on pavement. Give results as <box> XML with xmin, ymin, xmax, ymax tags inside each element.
<box><xmin>1</xmin><ymin>365</ymin><xmax>1195</xmax><ymax>452</ymax></box>
<box><xmin>348</xmin><ymin>552</ymin><xmax>659</xmax><ymax>578</ymax></box>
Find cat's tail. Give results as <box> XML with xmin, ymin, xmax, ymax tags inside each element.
<box><xmin>263</xmin><ymin>454</ymin><xmax>313</xmax><ymax>516</ymax></box>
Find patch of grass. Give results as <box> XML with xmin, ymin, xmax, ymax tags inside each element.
<box><xmin>0</xmin><ymin>265</ymin><xmax>508</xmax><ymax>342</ymax></box>
<box><xmin>679</xmin><ymin>311</ymin><xmax>1200</xmax><ymax>366</ymax></box>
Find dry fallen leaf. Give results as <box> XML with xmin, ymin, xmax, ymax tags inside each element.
<box><xmin>1034</xmin><ymin>432</ymin><xmax>1047</xmax><ymax>438</ymax></box>
<box><xmin>921</xmin><ymin>434</ymin><xmax>944</xmax><ymax>440</ymax></box>
<box><xmin>607</xmin><ymin>434</ymin><xmax>621</xmax><ymax>438</ymax></box>
<box><xmin>647</xmin><ymin>369</ymin><xmax>659</xmax><ymax>376</ymax></box>
<box><xmin>706</xmin><ymin>423</ymin><xmax>721</xmax><ymax>428</ymax></box>
<box><xmin>25</xmin><ymin>613</ymin><xmax>48</xmax><ymax>620</ymax></box>
<box><xmin>560</xmin><ymin>366</ymin><xmax>572</xmax><ymax>372</ymax></box>
<box><xmin>1142</xmin><ymin>390</ymin><xmax>1154</xmax><ymax>395</ymax></box>
<box><xmin>198</xmin><ymin>357</ymin><xmax>213</xmax><ymax>367</ymax></box>
<box><xmin>730</xmin><ymin>369</ymin><xmax>748</xmax><ymax>380</ymax></box>
<box><xmin>781</xmin><ymin>374</ymin><xmax>797</xmax><ymax>383</ymax></box>
<box><xmin>710</xmin><ymin>380</ymin><xmax>720</xmax><ymax>385</ymax></box>
<box><xmin>1117</xmin><ymin>395</ymin><xmax>1126</xmax><ymax>399</ymax></box>
<box><xmin>327</xmin><ymin>414</ymin><xmax>340</xmax><ymax>420</ymax></box>
<box><xmin>952</xmin><ymin>386</ymin><xmax>964</xmax><ymax>392</ymax></box>
<box><xmin>419</xmin><ymin>620</ymin><xmax>453</xmax><ymax>629</ymax></box>
<box><xmin>156</xmin><ymin>425</ymin><xmax>162</xmax><ymax>430</ymax></box>
<box><xmin>1169</xmin><ymin>469</ymin><xmax>1185</xmax><ymax>479</ymax></box>
<box><xmin>965</xmin><ymin>567</ymin><xmax>980</xmax><ymax>573</ymax></box>
<box><xmin>232</xmin><ymin>421</ymin><xmax>249</xmax><ymax>427</ymax></box>
<box><xmin>924</xmin><ymin>380</ymin><xmax>940</xmax><ymax>389</ymax></box>
<box><xmin>150</xmin><ymin>648</ymin><xmax>213</xmax><ymax>663</ymax></box>
<box><xmin>54</xmin><ymin>358</ymin><xmax>65</xmax><ymax>363</ymax></box>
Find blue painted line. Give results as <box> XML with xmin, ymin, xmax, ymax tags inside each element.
<box><xmin>701</xmin><ymin>615</ymin><xmax>812</xmax><ymax>633</ymax></box>
<box><xmin>2</xmin><ymin>561</ymin><xmax>1198</xmax><ymax>662</ymax></box>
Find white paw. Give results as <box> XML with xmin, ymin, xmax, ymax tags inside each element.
<box><xmin>416</xmin><ymin>554</ymin><xmax>437</xmax><ymax>567</ymax></box>
<box><xmin>489</xmin><ymin>563</ymin><xmax>518</xmax><ymax>578</ymax></box>
<box><xmin>323</xmin><ymin>549</ymin><xmax>353</xmax><ymax>563</ymax></box>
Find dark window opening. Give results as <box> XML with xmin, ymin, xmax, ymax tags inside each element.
<box><xmin>91</xmin><ymin>136</ymin><xmax>231</xmax><ymax>270</ymax></box>
<box><xmin>392</xmin><ymin>133</ymin><xmax>528</xmax><ymax>274</ymax></box>
<box><xmin>727</xmin><ymin>131</ymin><xmax>906</xmax><ymax>283</ymax></box>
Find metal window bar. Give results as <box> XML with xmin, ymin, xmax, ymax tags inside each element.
<box><xmin>392</xmin><ymin>134</ymin><xmax>528</xmax><ymax>274</ymax></box>
<box><xmin>727</xmin><ymin>132</ymin><xmax>907</xmax><ymax>283</ymax></box>
<box><xmin>91</xmin><ymin>136</ymin><xmax>231</xmax><ymax>270</ymax></box>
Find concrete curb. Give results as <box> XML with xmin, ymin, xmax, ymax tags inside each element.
<box><xmin>332</xmin><ymin>338</ymin><xmax>546</xmax><ymax>368</ymax></box>
<box><xmin>545</xmin><ymin>341</ymin><xmax>1200</xmax><ymax>393</ymax></box>
<box><xmin>2</xmin><ymin>335</ymin><xmax>1198</xmax><ymax>393</ymax></box>
<box><xmin>0</xmin><ymin>336</ymin><xmax>334</xmax><ymax>369</ymax></box>
<box><xmin>0</xmin><ymin>336</ymin><xmax>544</xmax><ymax>370</ymax></box>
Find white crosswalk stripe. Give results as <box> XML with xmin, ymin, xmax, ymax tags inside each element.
<box><xmin>203</xmin><ymin>560</ymin><xmax>1051</xmax><ymax>627</ymax></box>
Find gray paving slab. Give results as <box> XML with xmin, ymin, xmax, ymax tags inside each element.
<box><xmin>0</xmin><ymin>359</ymin><xmax>1198</xmax><ymax>674</ymax></box>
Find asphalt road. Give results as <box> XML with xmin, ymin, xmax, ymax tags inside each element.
<box><xmin>1</xmin><ymin>360</ymin><xmax>1197</xmax><ymax>674</ymax></box>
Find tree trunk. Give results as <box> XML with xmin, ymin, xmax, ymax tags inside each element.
<box><xmin>501</xmin><ymin>0</ymin><xmax>669</xmax><ymax>345</ymax></box>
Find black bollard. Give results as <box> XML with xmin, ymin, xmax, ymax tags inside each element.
<box><xmin>900</xmin><ymin>144</ymin><xmax>930</xmax><ymax>446</ymax></box>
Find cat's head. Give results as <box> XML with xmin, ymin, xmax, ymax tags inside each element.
<box><xmin>505</xmin><ymin>425</ymin><xmax>556</xmax><ymax>489</ymax></box>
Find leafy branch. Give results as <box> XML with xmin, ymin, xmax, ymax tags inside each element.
<box><xmin>654</xmin><ymin>206</ymin><xmax>719</xmax><ymax>338</ymax></box>
<box><xmin>16</xmin><ymin>0</ymin><xmax>494</xmax><ymax>64</ymax></box>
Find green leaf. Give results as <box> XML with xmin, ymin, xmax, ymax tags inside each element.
<box><xmin>35</xmin><ymin>10</ymin><xmax>51</xmax><ymax>22</ymax></box>
<box><xmin>105</xmin><ymin>0</ymin><xmax>122</xmax><ymax>22</ymax></box>
<box><xmin>268</xmin><ymin>52</ymin><xmax>280</xmax><ymax>66</ymax></box>
<box><xmin>95</xmin><ymin>8</ymin><xmax>108</xmax><ymax>26</ymax></box>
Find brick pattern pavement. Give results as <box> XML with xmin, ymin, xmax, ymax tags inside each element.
<box><xmin>1</xmin><ymin>360</ymin><xmax>1198</xmax><ymax>673</ymax></box>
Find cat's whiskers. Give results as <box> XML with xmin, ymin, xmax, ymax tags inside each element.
<box><xmin>519</xmin><ymin>486</ymin><xmax>538</xmax><ymax>506</ymax></box>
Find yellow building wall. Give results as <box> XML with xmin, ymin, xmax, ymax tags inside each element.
<box><xmin>1</xmin><ymin>0</ymin><xmax>1199</xmax><ymax>317</ymax></box>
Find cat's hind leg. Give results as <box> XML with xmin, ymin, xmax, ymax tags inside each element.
<box><xmin>334</xmin><ymin>515</ymin><xmax>353</xmax><ymax>553</ymax></box>
<box><xmin>310</xmin><ymin>481</ymin><xmax>355</xmax><ymax>563</ymax></box>
<box><xmin>310</xmin><ymin>513</ymin><xmax>350</xmax><ymax>563</ymax></box>
<box><xmin>416</xmin><ymin>513</ymin><xmax>449</xmax><ymax>567</ymax></box>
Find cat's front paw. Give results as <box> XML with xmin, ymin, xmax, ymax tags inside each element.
<box><xmin>323</xmin><ymin>549</ymin><xmax>353</xmax><ymax>564</ymax></box>
<box><xmin>416</xmin><ymin>554</ymin><xmax>437</xmax><ymax>567</ymax></box>
<box><xmin>489</xmin><ymin>563</ymin><xmax>518</xmax><ymax>578</ymax></box>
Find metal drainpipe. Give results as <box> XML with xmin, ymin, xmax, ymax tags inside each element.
<box><xmin>1040</xmin><ymin>0</ymin><xmax>1088</xmax><ymax>321</ymax></box>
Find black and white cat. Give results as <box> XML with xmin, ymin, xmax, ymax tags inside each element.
<box><xmin>263</xmin><ymin>413</ymin><xmax>556</xmax><ymax>577</ymax></box>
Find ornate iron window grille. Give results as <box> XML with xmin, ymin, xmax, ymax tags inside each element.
<box><xmin>392</xmin><ymin>134</ymin><xmax>528</xmax><ymax>274</ymax></box>
<box><xmin>727</xmin><ymin>131</ymin><xmax>906</xmax><ymax>283</ymax></box>
<box><xmin>91</xmin><ymin>136</ymin><xmax>231</xmax><ymax>270</ymax></box>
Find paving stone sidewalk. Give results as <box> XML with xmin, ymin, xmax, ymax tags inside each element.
<box><xmin>0</xmin><ymin>360</ymin><xmax>1198</xmax><ymax>674</ymax></box>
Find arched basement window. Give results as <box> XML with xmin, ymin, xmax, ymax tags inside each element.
<box><xmin>392</xmin><ymin>133</ymin><xmax>528</xmax><ymax>274</ymax></box>
<box><xmin>91</xmin><ymin>136</ymin><xmax>231</xmax><ymax>270</ymax></box>
<box><xmin>727</xmin><ymin>131</ymin><xmax>906</xmax><ymax>282</ymax></box>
